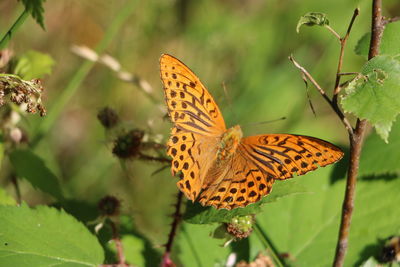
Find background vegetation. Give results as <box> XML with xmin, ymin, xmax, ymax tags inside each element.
<box><xmin>0</xmin><ymin>0</ymin><xmax>399</xmax><ymax>266</ymax></box>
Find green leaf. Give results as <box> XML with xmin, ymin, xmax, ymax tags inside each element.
<box><xmin>355</xmin><ymin>21</ymin><xmax>400</xmax><ymax>57</ymax></box>
<box><xmin>9</xmin><ymin>149</ymin><xmax>64</xmax><ymax>200</ymax></box>
<box><xmin>14</xmin><ymin>50</ymin><xmax>55</xmax><ymax>80</ymax></box>
<box><xmin>256</xmin><ymin>166</ymin><xmax>400</xmax><ymax>266</ymax></box>
<box><xmin>359</xmin><ymin>119</ymin><xmax>400</xmax><ymax>177</ymax></box>
<box><xmin>19</xmin><ymin>0</ymin><xmax>46</xmax><ymax>29</ymax></box>
<box><xmin>184</xmin><ymin>179</ymin><xmax>308</xmax><ymax>224</ymax></box>
<box><xmin>341</xmin><ymin>55</ymin><xmax>400</xmax><ymax>142</ymax></box>
<box><xmin>0</xmin><ymin>188</ymin><xmax>16</xmax><ymax>205</ymax></box>
<box><xmin>296</xmin><ymin>12</ymin><xmax>329</xmax><ymax>33</ymax></box>
<box><xmin>359</xmin><ymin>257</ymin><xmax>381</xmax><ymax>267</ymax></box>
<box><xmin>177</xmin><ymin>223</ymin><xmax>231</xmax><ymax>266</ymax></box>
<box><xmin>0</xmin><ymin>204</ymin><xmax>104</xmax><ymax>266</ymax></box>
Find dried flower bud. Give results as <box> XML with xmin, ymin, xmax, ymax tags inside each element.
<box><xmin>112</xmin><ymin>129</ymin><xmax>144</xmax><ymax>158</ymax></box>
<box><xmin>97</xmin><ymin>107</ymin><xmax>119</xmax><ymax>128</ymax></box>
<box><xmin>98</xmin><ymin>195</ymin><xmax>121</xmax><ymax>217</ymax></box>
<box><xmin>226</xmin><ymin>215</ymin><xmax>254</xmax><ymax>239</ymax></box>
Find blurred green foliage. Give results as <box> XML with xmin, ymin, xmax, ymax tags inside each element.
<box><xmin>1</xmin><ymin>0</ymin><xmax>400</xmax><ymax>266</ymax></box>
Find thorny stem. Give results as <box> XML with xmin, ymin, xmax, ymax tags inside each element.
<box><xmin>165</xmin><ymin>191</ymin><xmax>184</xmax><ymax>253</ymax></box>
<box><xmin>99</xmin><ymin>220</ymin><xmax>131</xmax><ymax>267</ymax></box>
<box><xmin>288</xmin><ymin>56</ymin><xmax>354</xmax><ymax>136</ymax></box>
<box><xmin>109</xmin><ymin>220</ymin><xmax>128</xmax><ymax>267</ymax></box>
<box><xmin>333</xmin><ymin>1</ymin><xmax>383</xmax><ymax>266</ymax></box>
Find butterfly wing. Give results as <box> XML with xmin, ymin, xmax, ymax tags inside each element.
<box><xmin>198</xmin><ymin>134</ymin><xmax>343</xmax><ymax>209</ymax></box>
<box><xmin>160</xmin><ymin>54</ymin><xmax>226</xmax><ymax>200</ymax></box>
<box><xmin>160</xmin><ymin>54</ymin><xmax>226</xmax><ymax>135</ymax></box>
<box><xmin>198</xmin><ymin>152</ymin><xmax>275</xmax><ymax>210</ymax></box>
<box><xmin>239</xmin><ymin>134</ymin><xmax>344</xmax><ymax>180</ymax></box>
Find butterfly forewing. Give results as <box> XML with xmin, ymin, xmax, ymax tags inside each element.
<box><xmin>160</xmin><ymin>54</ymin><xmax>226</xmax><ymax>136</ymax></box>
<box><xmin>239</xmin><ymin>134</ymin><xmax>344</xmax><ymax>180</ymax></box>
<box><xmin>167</xmin><ymin>127</ymin><xmax>219</xmax><ymax>201</ymax></box>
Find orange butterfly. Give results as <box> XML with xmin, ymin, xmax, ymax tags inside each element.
<box><xmin>160</xmin><ymin>54</ymin><xmax>343</xmax><ymax>210</ymax></box>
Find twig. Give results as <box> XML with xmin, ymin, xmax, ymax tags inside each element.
<box><xmin>333</xmin><ymin>9</ymin><xmax>360</xmax><ymax>98</ymax></box>
<box><xmin>289</xmin><ymin>56</ymin><xmax>354</xmax><ymax>135</ymax></box>
<box><xmin>333</xmin><ymin>1</ymin><xmax>383</xmax><ymax>266</ymax></box>
<box><xmin>325</xmin><ymin>25</ymin><xmax>342</xmax><ymax>41</ymax></box>
<box><xmin>382</xmin><ymin>16</ymin><xmax>400</xmax><ymax>25</ymax></box>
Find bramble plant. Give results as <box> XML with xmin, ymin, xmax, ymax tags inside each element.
<box><xmin>1</xmin><ymin>0</ymin><xmax>400</xmax><ymax>267</ymax></box>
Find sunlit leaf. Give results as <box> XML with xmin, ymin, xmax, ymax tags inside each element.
<box><xmin>0</xmin><ymin>204</ymin><xmax>104</xmax><ymax>266</ymax></box>
<box><xmin>341</xmin><ymin>55</ymin><xmax>400</xmax><ymax>142</ymax></box>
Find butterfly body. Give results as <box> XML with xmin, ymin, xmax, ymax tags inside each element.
<box><xmin>160</xmin><ymin>54</ymin><xmax>344</xmax><ymax>210</ymax></box>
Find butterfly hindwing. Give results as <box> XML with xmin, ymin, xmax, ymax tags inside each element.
<box><xmin>239</xmin><ymin>134</ymin><xmax>344</xmax><ymax>180</ymax></box>
<box><xmin>198</xmin><ymin>152</ymin><xmax>275</xmax><ymax>210</ymax></box>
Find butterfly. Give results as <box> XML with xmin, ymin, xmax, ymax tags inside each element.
<box><xmin>160</xmin><ymin>54</ymin><xmax>343</xmax><ymax>210</ymax></box>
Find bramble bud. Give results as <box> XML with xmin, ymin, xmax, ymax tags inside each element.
<box><xmin>97</xmin><ymin>107</ymin><xmax>119</xmax><ymax>129</ymax></box>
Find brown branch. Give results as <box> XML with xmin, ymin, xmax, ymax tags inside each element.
<box><xmin>289</xmin><ymin>56</ymin><xmax>354</xmax><ymax>135</ymax></box>
<box><xmin>333</xmin><ymin>9</ymin><xmax>360</xmax><ymax>98</ymax></box>
<box><xmin>10</xmin><ymin>174</ymin><xmax>21</xmax><ymax>204</ymax></box>
<box><xmin>333</xmin><ymin>1</ymin><xmax>383</xmax><ymax>266</ymax></box>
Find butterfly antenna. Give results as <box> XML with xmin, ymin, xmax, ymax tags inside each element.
<box><xmin>301</xmin><ymin>72</ymin><xmax>316</xmax><ymax>117</ymax></box>
<box><xmin>241</xmin><ymin>117</ymin><xmax>287</xmax><ymax>128</ymax></box>
<box><xmin>221</xmin><ymin>81</ymin><xmax>239</xmax><ymax>123</ymax></box>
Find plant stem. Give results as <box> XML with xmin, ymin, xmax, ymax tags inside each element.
<box><xmin>0</xmin><ymin>9</ymin><xmax>29</xmax><ymax>50</ymax></box>
<box><xmin>165</xmin><ymin>191</ymin><xmax>183</xmax><ymax>253</ymax></box>
<box><xmin>253</xmin><ymin>221</ymin><xmax>284</xmax><ymax>267</ymax></box>
<box><xmin>30</xmin><ymin>3</ymin><xmax>138</xmax><ymax>147</ymax></box>
<box><xmin>333</xmin><ymin>1</ymin><xmax>383</xmax><ymax>266</ymax></box>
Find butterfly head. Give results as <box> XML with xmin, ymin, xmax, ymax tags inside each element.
<box><xmin>217</xmin><ymin>125</ymin><xmax>243</xmax><ymax>162</ymax></box>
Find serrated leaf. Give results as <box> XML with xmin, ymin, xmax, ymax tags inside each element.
<box><xmin>296</xmin><ymin>12</ymin><xmax>329</xmax><ymax>33</ymax></box>
<box><xmin>359</xmin><ymin>119</ymin><xmax>400</xmax><ymax>177</ymax></box>
<box><xmin>0</xmin><ymin>187</ymin><xmax>16</xmax><ymax>205</ymax></box>
<box><xmin>20</xmin><ymin>0</ymin><xmax>46</xmax><ymax>29</ymax></box>
<box><xmin>355</xmin><ymin>21</ymin><xmax>400</xmax><ymax>57</ymax></box>
<box><xmin>14</xmin><ymin>50</ymin><xmax>55</xmax><ymax>80</ymax></box>
<box><xmin>0</xmin><ymin>204</ymin><xmax>104</xmax><ymax>266</ymax></box>
<box><xmin>341</xmin><ymin>55</ymin><xmax>400</xmax><ymax>142</ymax></box>
<box><xmin>184</xmin><ymin>179</ymin><xmax>308</xmax><ymax>224</ymax></box>
<box><xmin>9</xmin><ymin>149</ymin><xmax>64</xmax><ymax>200</ymax></box>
